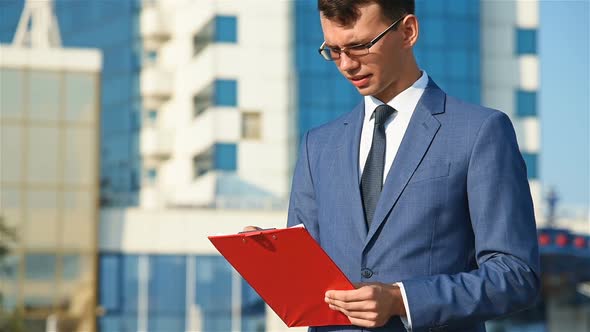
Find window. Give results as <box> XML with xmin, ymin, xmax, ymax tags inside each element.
<box><xmin>516</xmin><ymin>28</ymin><xmax>537</xmax><ymax>55</ymax></box>
<box><xmin>193</xmin><ymin>147</ymin><xmax>213</xmax><ymax>178</ymax></box>
<box><xmin>214</xmin><ymin>143</ymin><xmax>237</xmax><ymax>171</ymax></box>
<box><xmin>145</xmin><ymin>109</ymin><xmax>158</xmax><ymax>125</ymax></box>
<box><xmin>193</xmin><ymin>143</ymin><xmax>237</xmax><ymax>178</ymax></box>
<box><xmin>194</xmin><ymin>79</ymin><xmax>237</xmax><ymax>117</ymax></box>
<box><xmin>148</xmin><ymin>256</ymin><xmax>186</xmax><ymax>314</ymax></box>
<box><xmin>62</xmin><ymin>254</ymin><xmax>81</xmax><ymax>280</ymax></box>
<box><xmin>64</xmin><ymin>127</ymin><xmax>96</xmax><ymax>186</ymax></box>
<box><xmin>24</xmin><ymin>296</ymin><xmax>55</xmax><ymax>311</ymax></box>
<box><xmin>521</xmin><ymin>152</ymin><xmax>538</xmax><ymax>180</ymax></box>
<box><xmin>0</xmin><ymin>68</ymin><xmax>25</xmax><ymax>120</ymax></box>
<box><xmin>29</xmin><ymin>70</ymin><xmax>61</xmax><ymax>122</ymax></box>
<box><xmin>214</xmin><ymin>16</ymin><xmax>237</xmax><ymax>43</ymax></box>
<box><xmin>214</xmin><ymin>79</ymin><xmax>237</xmax><ymax>107</ymax></box>
<box><xmin>1</xmin><ymin>125</ymin><xmax>23</xmax><ymax>182</ymax></box>
<box><xmin>516</xmin><ymin>90</ymin><xmax>537</xmax><ymax>117</ymax></box>
<box><xmin>98</xmin><ymin>254</ymin><xmax>121</xmax><ymax>312</ymax></box>
<box><xmin>195</xmin><ymin>256</ymin><xmax>233</xmax><ymax>331</ymax></box>
<box><xmin>193</xmin><ymin>19</ymin><xmax>214</xmax><ymax>56</ymax></box>
<box><xmin>146</xmin><ymin>168</ymin><xmax>158</xmax><ymax>184</ymax></box>
<box><xmin>25</xmin><ymin>254</ymin><xmax>56</xmax><ymax>280</ymax></box>
<box><xmin>0</xmin><ymin>255</ymin><xmax>19</xmax><ymax>281</ymax></box>
<box><xmin>193</xmin><ymin>84</ymin><xmax>213</xmax><ymax>117</ymax></box>
<box><xmin>144</xmin><ymin>50</ymin><xmax>158</xmax><ymax>66</ymax></box>
<box><xmin>65</xmin><ymin>72</ymin><xmax>97</xmax><ymax>124</ymax></box>
<box><xmin>27</xmin><ymin>127</ymin><xmax>59</xmax><ymax>185</ymax></box>
<box><xmin>242</xmin><ymin>112</ymin><xmax>262</xmax><ymax>139</ymax></box>
<box><xmin>241</xmin><ymin>279</ymin><xmax>266</xmax><ymax>331</ymax></box>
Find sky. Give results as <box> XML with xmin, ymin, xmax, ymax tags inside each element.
<box><xmin>539</xmin><ymin>0</ymin><xmax>590</xmax><ymax>219</ymax></box>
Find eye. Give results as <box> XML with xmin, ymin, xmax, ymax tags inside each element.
<box><xmin>329</xmin><ymin>46</ymin><xmax>342</xmax><ymax>53</ymax></box>
<box><xmin>349</xmin><ymin>43</ymin><xmax>368</xmax><ymax>51</ymax></box>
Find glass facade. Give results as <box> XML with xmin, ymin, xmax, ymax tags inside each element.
<box><xmin>214</xmin><ymin>79</ymin><xmax>238</xmax><ymax>107</ymax></box>
<box><xmin>522</xmin><ymin>152</ymin><xmax>539</xmax><ymax>180</ymax></box>
<box><xmin>516</xmin><ymin>90</ymin><xmax>538</xmax><ymax>117</ymax></box>
<box><xmin>516</xmin><ymin>28</ymin><xmax>538</xmax><ymax>55</ymax></box>
<box><xmin>294</xmin><ymin>1</ymin><xmax>359</xmax><ymax>140</ymax></box>
<box><xmin>214</xmin><ymin>143</ymin><xmax>238</xmax><ymax>171</ymax></box>
<box><xmin>42</xmin><ymin>0</ymin><xmax>143</xmax><ymax>207</ymax></box>
<box><xmin>414</xmin><ymin>0</ymin><xmax>481</xmax><ymax>104</ymax></box>
<box><xmin>214</xmin><ymin>15</ymin><xmax>238</xmax><ymax>43</ymax></box>
<box><xmin>294</xmin><ymin>1</ymin><xmax>481</xmax><ymax>142</ymax></box>
<box><xmin>0</xmin><ymin>64</ymin><xmax>100</xmax><ymax>330</ymax></box>
<box><xmin>98</xmin><ymin>254</ymin><xmax>265</xmax><ymax>332</ymax></box>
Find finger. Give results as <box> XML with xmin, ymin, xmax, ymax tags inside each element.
<box><xmin>326</xmin><ymin>297</ymin><xmax>377</xmax><ymax>312</ymax></box>
<box><xmin>326</xmin><ymin>287</ymin><xmax>372</xmax><ymax>301</ymax></box>
<box><xmin>347</xmin><ymin>316</ymin><xmax>382</xmax><ymax>328</ymax></box>
<box><xmin>242</xmin><ymin>226</ymin><xmax>262</xmax><ymax>232</ymax></box>
<box><xmin>328</xmin><ymin>304</ymin><xmax>379</xmax><ymax>321</ymax></box>
<box><xmin>326</xmin><ymin>287</ymin><xmax>373</xmax><ymax>302</ymax></box>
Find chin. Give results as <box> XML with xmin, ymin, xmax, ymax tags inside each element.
<box><xmin>356</xmin><ymin>85</ymin><xmax>377</xmax><ymax>96</ymax></box>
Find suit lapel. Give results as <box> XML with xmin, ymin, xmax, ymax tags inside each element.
<box><xmin>340</xmin><ymin>101</ymin><xmax>368</xmax><ymax>239</ymax></box>
<box><xmin>364</xmin><ymin>79</ymin><xmax>446</xmax><ymax>247</ymax></box>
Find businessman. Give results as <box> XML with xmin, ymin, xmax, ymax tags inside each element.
<box><xmin>249</xmin><ymin>1</ymin><xmax>540</xmax><ymax>331</ymax></box>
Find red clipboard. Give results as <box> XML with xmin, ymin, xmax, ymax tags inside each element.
<box><xmin>208</xmin><ymin>226</ymin><xmax>355</xmax><ymax>327</ymax></box>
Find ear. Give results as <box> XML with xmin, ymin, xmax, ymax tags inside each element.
<box><xmin>400</xmin><ymin>15</ymin><xmax>419</xmax><ymax>48</ymax></box>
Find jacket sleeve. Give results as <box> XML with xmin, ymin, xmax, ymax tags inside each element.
<box><xmin>287</xmin><ymin>131</ymin><xmax>320</xmax><ymax>241</ymax></box>
<box><xmin>400</xmin><ymin>111</ymin><xmax>541</xmax><ymax>332</ymax></box>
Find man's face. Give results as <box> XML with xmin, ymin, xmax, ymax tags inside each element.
<box><xmin>320</xmin><ymin>3</ymin><xmax>407</xmax><ymax>102</ymax></box>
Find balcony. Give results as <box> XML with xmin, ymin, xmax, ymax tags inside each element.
<box><xmin>140</xmin><ymin>67</ymin><xmax>172</xmax><ymax>109</ymax></box>
<box><xmin>140</xmin><ymin>4</ymin><xmax>171</xmax><ymax>50</ymax></box>
<box><xmin>140</xmin><ymin>126</ymin><xmax>173</xmax><ymax>160</ymax></box>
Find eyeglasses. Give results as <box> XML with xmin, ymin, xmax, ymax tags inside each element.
<box><xmin>318</xmin><ymin>15</ymin><xmax>406</xmax><ymax>61</ymax></box>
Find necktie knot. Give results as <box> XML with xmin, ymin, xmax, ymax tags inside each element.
<box><xmin>373</xmin><ymin>104</ymin><xmax>395</xmax><ymax>126</ymax></box>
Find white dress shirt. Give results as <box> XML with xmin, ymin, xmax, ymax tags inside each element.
<box><xmin>358</xmin><ymin>70</ymin><xmax>428</xmax><ymax>331</ymax></box>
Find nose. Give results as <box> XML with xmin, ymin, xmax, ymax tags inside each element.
<box><xmin>338</xmin><ymin>52</ymin><xmax>359</xmax><ymax>72</ymax></box>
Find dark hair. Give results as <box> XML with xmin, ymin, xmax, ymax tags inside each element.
<box><xmin>318</xmin><ymin>0</ymin><xmax>414</xmax><ymax>26</ymax></box>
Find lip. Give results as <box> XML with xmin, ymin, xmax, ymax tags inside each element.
<box><xmin>349</xmin><ymin>74</ymin><xmax>372</xmax><ymax>88</ymax></box>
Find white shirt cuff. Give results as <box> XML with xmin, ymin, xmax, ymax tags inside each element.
<box><xmin>395</xmin><ymin>282</ymin><xmax>412</xmax><ymax>331</ymax></box>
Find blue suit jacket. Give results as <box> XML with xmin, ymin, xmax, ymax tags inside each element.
<box><xmin>287</xmin><ymin>79</ymin><xmax>540</xmax><ymax>332</ymax></box>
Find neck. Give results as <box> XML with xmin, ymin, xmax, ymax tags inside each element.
<box><xmin>373</xmin><ymin>57</ymin><xmax>421</xmax><ymax>103</ymax></box>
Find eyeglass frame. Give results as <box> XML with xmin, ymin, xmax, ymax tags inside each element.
<box><xmin>318</xmin><ymin>14</ymin><xmax>407</xmax><ymax>61</ymax></box>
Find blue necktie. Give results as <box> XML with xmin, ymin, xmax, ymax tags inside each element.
<box><xmin>361</xmin><ymin>104</ymin><xmax>395</xmax><ymax>227</ymax></box>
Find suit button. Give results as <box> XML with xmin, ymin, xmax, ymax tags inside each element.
<box><xmin>361</xmin><ymin>268</ymin><xmax>373</xmax><ymax>278</ymax></box>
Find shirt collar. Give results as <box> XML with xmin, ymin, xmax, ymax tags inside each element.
<box><xmin>364</xmin><ymin>70</ymin><xmax>428</xmax><ymax>122</ymax></box>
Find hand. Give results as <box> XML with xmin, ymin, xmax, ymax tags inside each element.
<box><xmin>325</xmin><ymin>282</ymin><xmax>406</xmax><ymax>328</ymax></box>
<box><xmin>242</xmin><ymin>226</ymin><xmax>262</xmax><ymax>232</ymax></box>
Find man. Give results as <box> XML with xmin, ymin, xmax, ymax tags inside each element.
<box><xmin>249</xmin><ymin>1</ymin><xmax>540</xmax><ymax>331</ymax></box>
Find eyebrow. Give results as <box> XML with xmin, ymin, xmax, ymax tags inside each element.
<box><xmin>325</xmin><ymin>39</ymin><xmax>369</xmax><ymax>49</ymax></box>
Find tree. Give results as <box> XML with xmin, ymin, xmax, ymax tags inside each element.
<box><xmin>0</xmin><ymin>215</ymin><xmax>17</xmax><ymax>261</ymax></box>
<box><xmin>0</xmin><ymin>215</ymin><xmax>27</xmax><ymax>332</ymax></box>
